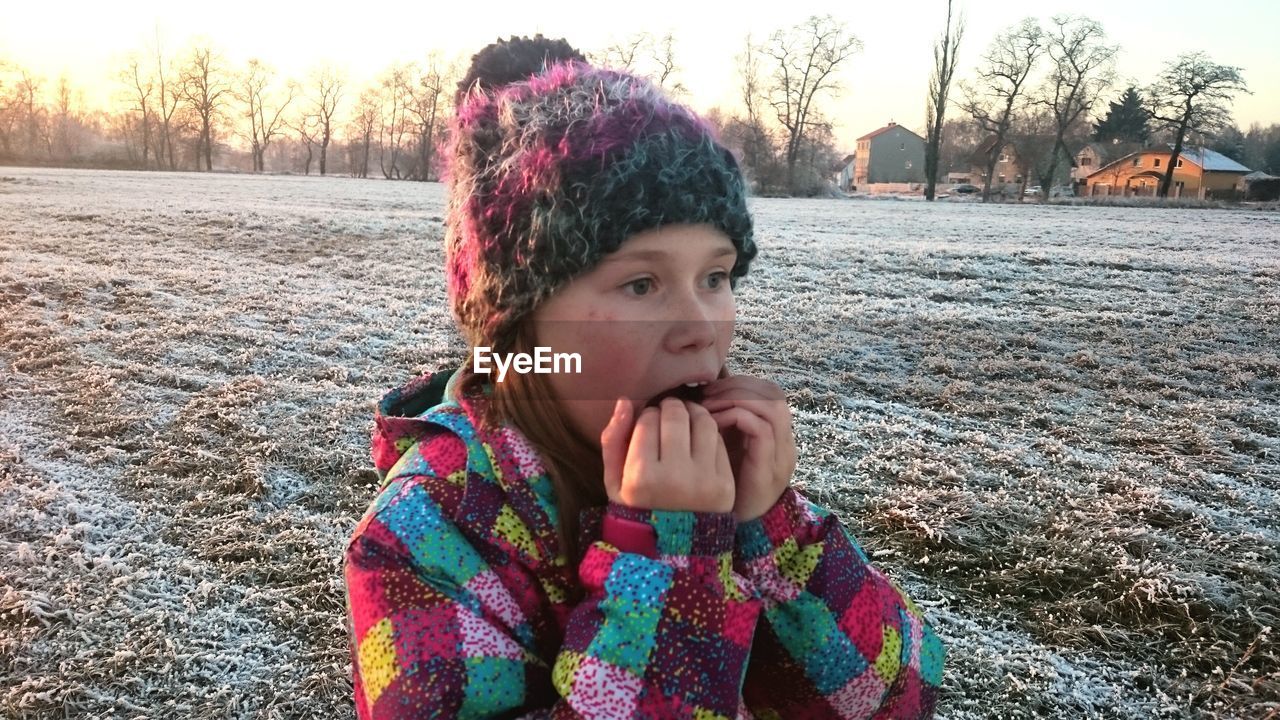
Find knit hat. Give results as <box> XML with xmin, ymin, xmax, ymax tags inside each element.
<box><xmin>443</xmin><ymin>53</ymin><xmax>757</xmax><ymax>352</ymax></box>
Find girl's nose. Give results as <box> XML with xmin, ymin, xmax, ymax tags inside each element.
<box><xmin>665</xmin><ymin>317</ymin><xmax>717</xmax><ymax>353</ymax></box>
<box><xmin>662</xmin><ymin>290</ymin><xmax>720</xmax><ymax>353</ymax></box>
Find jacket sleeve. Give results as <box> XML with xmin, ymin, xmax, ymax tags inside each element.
<box><xmin>345</xmin><ymin>431</ymin><xmax>762</xmax><ymax>719</ymax></box>
<box><xmin>733</xmin><ymin>488</ymin><xmax>945</xmax><ymax>719</ymax></box>
<box><xmin>345</xmin><ymin>431</ymin><xmax>558</xmax><ymax>719</ymax></box>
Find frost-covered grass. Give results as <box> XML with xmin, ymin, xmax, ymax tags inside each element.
<box><xmin>1047</xmin><ymin>196</ymin><xmax>1269</xmax><ymax>210</ymax></box>
<box><xmin>1</xmin><ymin>168</ymin><xmax>1277</xmax><ymax>719</ymax></box>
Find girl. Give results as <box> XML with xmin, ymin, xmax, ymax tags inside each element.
<box><xmin>345</xmin><ymin>36</ymin><xmax>944</xmax><ymax>719</ymax></box>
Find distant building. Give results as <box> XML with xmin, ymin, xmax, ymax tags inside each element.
<box><xmin>854</xmin><ymin>122</ymin><xmax>926</xmax><ymax>187</ymax></box>
<box><xmin>966</xmin><ymin>138</ymin><xmax>1025</xmax><ymax>193</ymax></box>
<box><xmin>834</xmin><ymin>153</ymin><xmax>856</xmax><ymax>192</ymax></box>
<box><xmin>1072</xmin><ymin>143</ymin><xmax>1108</xmax><ymax>184</ymax></box>
<box><xmin>1244</xmin><ymin>171</ymin><xmax>1280</xmax><ymax>201</ymax></box>
<box><xmin>1082</xmin><ymin>146</ymin><xmax>1250</xmax><ymax>198</ymax></box>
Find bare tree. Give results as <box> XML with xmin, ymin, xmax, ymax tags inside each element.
<box><xmin>17</xmin><ymin>70</ymin><xmax>43</xmax><ymax>160</ymax></box>
<box><xmin>347</xmin><ymin>88</ymin><xmax>379</xmax><ymax>178</ymax></box>
<box><xmin>1008</xmin><ymin>106</ymin><xmax>1057</xmax><ymax>199</ymax></box>
<box><xmin>120</xmin><ymin>56</ymin><xmax>154</xmax><ymax>168</ymax></box>
<box><xmin>590</xmin><ymin>32</ymin><xmax>685</xmax><ymax>95</ymax></box>
<box><xmin>152</xmin><ymin>30</ymin><xmax>182</xmax><ymax>170</ymax></box>
<box><xmin>377</xmin><ymin>64</ymin><xmax>412</xmax><ymax>179</ymax></box>
<box><xmin>1145</xmin><ymin>52</ymin><xmax>1249</xmax><ymax>197</ymax></box>
<box><xmin>290</xmin><ymin>113</ymin><xmax>320</xmax><ymax>175</ymax></box>
<box><xmin>938</xmin><ymin>115</ymin><xmax>983</xmax><ymax>180</ymax></box>
<box><xmin>961</xmin><ymin>18</ymin><xmax>1044</xmax><ymax>201</ymax></box>
<box><xmin>179</xmin><ymin>46</ymin><xmax>232</xmax><ymax>171</ymax></box>
<box><xmin>1031</xmin><ymin>15</ymin><xmax>1117</xmax><ymax>199</ymax></box>
<box><xmin>924</xmin><ymin>0</ymin><xmax>965</xmax><ymax>200</ymax></box>
<box><xmin>596</xmin><ymin>33</ymin><xmax>650</xmax><ymax>72</ymax></box>
<box><xmin>734</xmin><ymin>34</ymin><xmax>776</xmax><ymax>191</ymax></box>
<box><xmin>798</xmin><ymin>111</ymin><xmax>840</xmax><ymax>192</ymax></box>
<box><xmin>763</xmin><ymin>15</ymin><xmax>862</xmax><ymax>195</ymax></box>
<box><xmin>50</xmin><ymin>75</ymin><xmax>83</xmax><ymax>161</ymax></box>
<box><xmin>105</xmin><ymin>109</ymin><xmax>141</xmax><ymax>165</ymax></box>
<box><xmin>306</xmin><ymin>65</ymin><xmax>343</xmax><ymax>175</ymax></box>
<box><xmin>236</xmin><ymin>59</ymin><xmax>296</xmax><ymax>172</ymax></box>
<box><xmin>404</xmin><ymin>57</ymin><xmax>451</xmax><ymax>181</ymax></box>
<box><xmin>0</xmin><ymin>60</ymin><xmax>18</xmax><ymax>157</ymax></box>
<box><xmin>651</xmin><ymin>32</ymin><xmax>686</xmax><ymax>95</ymax></box>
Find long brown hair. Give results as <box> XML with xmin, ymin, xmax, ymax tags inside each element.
<box><xmin>460</xmin><ymin>320</ymin><xmax>607</xmax><ymax>566</ymax></box>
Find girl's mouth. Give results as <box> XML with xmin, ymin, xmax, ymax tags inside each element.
<box><xmin>644</xmin><ymin>381</ymin><xmax>710</xmax><ymax>409</ymax></box>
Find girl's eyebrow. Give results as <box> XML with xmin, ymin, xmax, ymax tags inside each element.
<box><xmin>600</xmin><ymin>246</ymin><xmax>737</xmax><ymax>265</ymax></box>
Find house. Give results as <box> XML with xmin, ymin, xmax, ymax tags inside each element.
<box><xmin>966</xmin><ymin>137</ymin><xmax>1024</xmax><ymax>192</ymax></box>
<box><xmin>1072</xmin><ymin>143</ymin><xmax>1107</xmax><ymax>184</ymax></box>
<box><xmin>1082</xmin><ymin>146</ymin><xmax>1251</xmax><ymax>198</ymax></box>
<box><xmin>833</xmin><ymin>153</ymin><xmax>856</xmax><ymax>192</ymax></box>
<box><xmin>853</xmin><ymin>122</ymin><xmax>925</xmax><ymax>188</ymax></box>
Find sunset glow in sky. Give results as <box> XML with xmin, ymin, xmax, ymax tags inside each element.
<box><xmin>3</xmin><ymin>0</ymin><xmax>1276</xmax><ymax>149</ymax></box>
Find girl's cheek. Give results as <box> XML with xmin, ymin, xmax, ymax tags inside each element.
<box><xmin>582</xmin><ymin>341</ymin><xmax>647</xmax><ymax>392</ymax></box>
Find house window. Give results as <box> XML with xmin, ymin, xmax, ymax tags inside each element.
<box><xmin>900</xmin><ymin>143</ymin><xmax>905</xmax><ymax>150</ymax></box>
<box><xmin>1081</xmin><ymin>157</ymin><xmax>1092</xmax><ymax>166</ymax></box>
<box><xmin>999</xmin><ymin>153</ymin><xmax>1008</xmax><ymax>163</ymax></box>
<box><xmin>998</xmin><ymin>174</ymin><xmax>1006</xmax><ymax>183</ymax></box>
<box><xmin>1154</xmin><ymin>158</ymin><xmax>1161</xmax><ymax>168</ymax></box>
<box><xmin>1132</xmin><ymin>157</ymin><xmax>1141</xmax><ymax>167</ymax></box>
<box><xmin>1176</xmin><ymin>159</ymin><xmax>1184</xmax><ymax>168</ymax></box>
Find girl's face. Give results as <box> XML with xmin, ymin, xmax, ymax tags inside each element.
<box><xmin>531</xmin><ymin>223</ymin><xmax>738</xmax><ymax>446</ymax></box>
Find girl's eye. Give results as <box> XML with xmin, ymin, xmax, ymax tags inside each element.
<box><xmin>706</xmin><ymin>271</ymin><xmax>730</xmax><ymax>290</ymax></box>
<box><xmin>624</xmin><ymin>278</ymin><xmax>654</xmax><ymax>296</ymax></box>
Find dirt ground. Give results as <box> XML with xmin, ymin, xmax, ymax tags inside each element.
<box><xmin>1</xmin><ymin>167</ymin><xmax>1276</xmax><ymax>719</ymax></box>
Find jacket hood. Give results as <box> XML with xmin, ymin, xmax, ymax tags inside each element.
<box><xmin>370</xmin><ymin>366</ymin><xmax>463</xmax><ymax>479</ymax></box>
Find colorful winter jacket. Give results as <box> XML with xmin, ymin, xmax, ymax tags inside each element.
<box><xmin>344</xmin><ymin>366</ymin><xmax>945</xmax><ymax>719</ymax></box>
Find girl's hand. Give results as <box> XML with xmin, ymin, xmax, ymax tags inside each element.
<box><xmin>600</xmin><ymin>397</ymin><xmax>735</xmax><ymax>514</ymax></box>
<box><xmin>699</xmin><ymin>375</ymin><xmax>797</xmax><ymax>522</ymax></box>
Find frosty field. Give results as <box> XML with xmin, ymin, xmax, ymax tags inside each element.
<box><xmin>1</xmin><ymin>167</ymin><xmax>1277</xmax><ymax>719</ymax></box>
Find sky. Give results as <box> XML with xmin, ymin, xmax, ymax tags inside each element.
<box><xmin>2</xmin><ymin>0</ymin><xmax>1276</xmax><ymax>151</ymax></box>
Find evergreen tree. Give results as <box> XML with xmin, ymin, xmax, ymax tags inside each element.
<box><xmin>1093</xmin><ymin>86</ymin><xmax>1150</xmax><ymax>144</ymax></box>
<box><xmin>1265</xmin><ymin>140</ymin><xmax>1280</xmax><ymax>175</ymax></box>
<box><xmin>1209</xmin><ymin>124</ymin><xmax>1246</xmax><ymax>163</ymax></box>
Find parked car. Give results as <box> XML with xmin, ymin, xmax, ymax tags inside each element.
<box><xmin>1024</xmin><ymin>185</ymin><xmax>1042</xmax><ymax>196</ymax></box>
<box><xmin>952</xmin><ymin>183</ymin><xmax>980</xmax><ymax>194</ymax></box>
<box><xmin>1050</xmin><ymin>185</ymin><xmax>1075</xmax><ymax>197</ymax></box>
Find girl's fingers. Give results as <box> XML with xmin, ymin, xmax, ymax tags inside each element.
<box><xmin>629</xmin><ymin>406</ymin><xmax>661</xmax><ymax>466</ymax></box>
<box><xmin>657</xmin><ymin>397</ymin><xmax>690</xmax><ymax>462</ymax></box>
<box><xmin>701</xmin><ymin>376</ymin><xmax>785</xmax><ymax>399</ymax></box>
<box><xmin>698</xmin><ymin>394</ymin><xmax>777</xmax><ymax>415</ymax></box>
<box><xmin>714</xmin><ymin>427</ymin><xmax>731</xmax><ymax>478</ymax></box>
<box><xmin>600</xmin><ymin>397</ymin><xmax>634</xmax><ymax>498</ymax></box>
<box><xmin>687</xmin><ymin>401</ymin><xmax>719</xmax><ymax>463</ymax></box>
<box><xmin>698</xmin><ymin>389</ymin><xmax>773</xmax><ymax>407</ymax></box>
<box><xmin>700</xmin><ymin>394</ymin><xmax>791</xmax><ymax>439</ymax></box>
<box><xmin>712</xmin><ymin>407</ymin><xmax>776</xmax><ymax>477</ymax></box>
<box><xmin>710</xmin><ymin>406</ymin><xmax>773</xmax><ymax>445</ymax></box>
